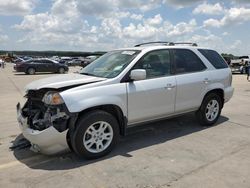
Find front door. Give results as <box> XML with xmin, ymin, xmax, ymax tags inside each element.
<box><xmin>127</xmin><ymin>49</ymin><xmax>176</xmax><ymax>125</ymax></box>
<box><xmin>43</xmin><ymin>60</ymin><xmax>55</xmax><ymax>72</ymax></box>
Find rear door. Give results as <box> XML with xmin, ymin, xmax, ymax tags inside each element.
<box><xmin>173</xmin><ymin>49</ymin><xmax>209</xmax><ymax>113</ymax></box>
<box><xmin>127</xmin><ymin>49</ymin><xmax>176</xmax><ymax>125</ymax></box>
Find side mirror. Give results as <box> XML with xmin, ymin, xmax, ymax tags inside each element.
<box><xmin>130</xmin><ymin>69</ymin><xmax>146</xmax><ymax>81</ymax></box>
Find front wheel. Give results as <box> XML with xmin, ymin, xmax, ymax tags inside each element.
<box><xmin>196</xmin><ymin>93</ymin><xmax>222</xmax><ymax>126</ymax></box>
<box><xmin>71</xmin><ymin>110</ymin><xmax>119</xmax><ymax>159</ymax></box>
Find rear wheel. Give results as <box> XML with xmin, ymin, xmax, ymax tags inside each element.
<box><xmin>58</xmin><ymin>67</ymin><xmax>65</xmax><ymax>74</ymax></box>
<box><xmin>71</xmin><ymin>110</ymin><xmax>119</xmax><ymax>159</ymax></box>
<box><xmin>27</xmin><ymin>67</ymin><xmax>35</xmax><ymax>75</ymax></box>
<box><xmin>196</xmin><ymin>93</ymin><xmax>222</xmax><ymax>126</ymax></box>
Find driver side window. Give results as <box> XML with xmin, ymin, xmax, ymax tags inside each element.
<box><xmin>133</xmin><ymin>50</ymin><xmax>171</xmax><ymax>79</ymax></box>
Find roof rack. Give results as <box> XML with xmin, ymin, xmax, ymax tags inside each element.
<box><xmin>134</xmin><ymin>41</ymin><xmax>173</xmax><ymax>47</ymax></box>
<box><xmin>134</xmin><ymin>41</ymin><xmax>198</xmax><ymax>47</ymax></box>
<box><xmin>172</xmin><ymin>42</ymin><xmax>198</xmax><ymax>47</ymax></box>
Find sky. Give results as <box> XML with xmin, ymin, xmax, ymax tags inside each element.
<box><xmin>0</xmin><ymin>0</ymin><xmax>250</xmax><ymax>55</ymax></box>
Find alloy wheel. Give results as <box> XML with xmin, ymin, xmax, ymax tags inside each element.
<box><xmin>83</xmin><ymin>121</ymin><xmax>113</xmax><ymax>153</ymax></box>
<box><xmin>205</xmin><ymin>99</ymin><xmax>219</xmax><ymax>121</ymax></box>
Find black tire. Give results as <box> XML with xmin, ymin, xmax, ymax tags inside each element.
<box><xmin>58</xmin><ymin>67</ymin><xmax>65</xmax><ymax>74</ymax></box>
<box><xmin>27</xmin><ymin>67</ymin><xmax>35</xmax><ymax>75</ymax></box>
<box><xmin>71</xmin><ymin>110</ymin><xmax>119</xmax><ymax>159</ymax></box>
<box><xmin>196</xmin><ymin>93</ymin><xmax>222</xmax><ymax>126</ymax></box>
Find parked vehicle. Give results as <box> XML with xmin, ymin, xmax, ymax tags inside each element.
<box><xmin>81</xmin><ymin>55</ymin><xmax>99</xmax><ymax>67</ymax></box>
<box><xmin>17</xmin><ymin>42</ymin><xmax>233</xmax><ymax>159</ymax></box>
<box><xmin>230</xmin><ymin>56</ymin><xmax>250</xmax><ymax>74</ymax></box>
<box><xmin>67</xmin><ymin>59</ymin><xmax>84</xmax><ymax>66</ymax></box>
<box><xmin>12</xmin><ymin>57</ymin><xmax>25</xmax><ymax>64</ymax></box>
<box><xmin>14</xmin><ymin>58</ymin><xmax>68</xmax><ymax>74</ymax></box>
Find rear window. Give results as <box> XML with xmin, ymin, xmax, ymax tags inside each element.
<box><xmin>198</xmin><ymin>49</ymin><xmax>228</xmax><ymax>69</ymax></box>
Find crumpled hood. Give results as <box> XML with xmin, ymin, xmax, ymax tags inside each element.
<box><xmin>25</xmin><ymin>73</ymin><xmax>107</xmax><ymax>90</ymax></box>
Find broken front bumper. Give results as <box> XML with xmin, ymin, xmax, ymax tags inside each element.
<box><xmin>16</xmin><ymin>103</ymin><xmax>70</xmax><ymax>155</ymax></box>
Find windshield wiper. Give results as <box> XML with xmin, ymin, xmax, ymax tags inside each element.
<box><xmin>80</xmin><ymin>72</ymin><xmax>103</xmax><ymax>78</ymax></box>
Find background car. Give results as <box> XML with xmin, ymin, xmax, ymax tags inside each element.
<box><xmin>67</xmin><ymin>59</ymin><xmax>84</xmax><ymax>66</ymax></box>
<box><xmin>81</xmin><ymin>55</ymin><xmax>100</xmax><ymax>67</ymax></box>
<box><xmin>14</xmin><ymin>58</ymin><xmax>68</xmax><ymax>74</ymax></box>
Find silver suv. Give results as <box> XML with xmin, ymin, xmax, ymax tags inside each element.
<box><xmin>17</xmin><ymin>42</ymin><xmax>234</xmax><ymax>159</ymax></box>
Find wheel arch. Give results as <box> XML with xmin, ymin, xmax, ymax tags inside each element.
<box><xmin>202</xmin><ymin>88</ymin><xmax>224</xmax><ymax>108</ymax></box>
<box><xmin>58</xmin><ymin>66</ymin><xmax>65</xmax><ymax>73</ymax></box>
<box><xmin>26</xmin><ymin>66</ymin><xmax>36</xmax><ymax>73</ymax></box>
<box><xmin>74</xmin><ymin>104</ymin><xmax>127</xmax><ymax>136</ymax></box>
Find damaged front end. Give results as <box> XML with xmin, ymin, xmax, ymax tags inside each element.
<box><xmin>17</xmin><ymin>89</ymin><xmax>76</xmax><ymax>155</ymax></box>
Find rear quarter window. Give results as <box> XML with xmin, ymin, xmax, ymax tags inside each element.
<box><xmin>198</xmin><ymin>49</ymin><xmax>228</xmax><ymax>69</ymax></box>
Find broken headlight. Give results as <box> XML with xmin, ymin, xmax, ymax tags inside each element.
<box><xmin>42</xmin><ymin>91</ymin><xmax>64</xmax><ymax>105</ymax></box>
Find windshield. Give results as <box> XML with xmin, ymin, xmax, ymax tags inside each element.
<box><xmin>80</xmin><ymin>50</ymin><xmax>140</xmax><ymax>78</ymax></box>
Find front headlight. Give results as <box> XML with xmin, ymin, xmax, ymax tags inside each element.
<box><xmin>42</xmin><ymin>91</ymin><xmax>64</xmax><ymax>105</ymax></box>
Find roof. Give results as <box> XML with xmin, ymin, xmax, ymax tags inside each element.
<box><xmin>116</xmin><ymin>45</ymin><xmax>210</xmax><ymax>52</ymax></box>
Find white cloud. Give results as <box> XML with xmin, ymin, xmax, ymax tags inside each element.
<box><xmin>76</xmin><ymin>0</ymin><xmax>159</xmax><ymax>18</ymax></box>
<box><xmin>191</xmin><ymin>34</ymin><xmax>245</xmax><ymax>55</ymax></box>
<box><xmin>0</xmin><ymin>34</ymin><xmax>8</xmax><ymax>43</ymax></box>
<box><xmin>231</xmin><ymin>0</ymin><xmax>250</xmax><ymax>4</ymax></box>
<box><xmin>116</xmin><ymin>0</ymin><xmax>161</xmax><ymax>11</ymax></box>
<box><xmin>144</xmin><ymin>14</ymin><xmax>163</xmax><ymax>26</ymax></box>
<box><xmin>12</xmin><ymin>0</ymin><xmax>244</xmax><ymax>54</ymax></box>
<box><xmin>101</xmin><ymin>18</ymin><xmax>122</xmax><ymax>38</ymax></box>
<box><xmin>123</xmin><ymin>18</ymin><xmax>197</xmax><ymax>41</ymax></box>
<box><xmin>166</xmin><ymin>19</ymin><xmax>197</xmax><ymax>37</ymax></box>
<box><xmin>123</xmin><ymin>23</ymin><xmax>157</xmax><ymax>39</ymax></box>
<box><xmin>163</xmin><ymin>0</ymin><xmax>250</xmax><ymax>8</ymax></box>
<box><xmin>14</xmin><ymin>0</ymin><xmax>83</xmax><ymax>34</ymax></box>
<box><xmin>203</xmin><ymin>18</ymin><xmax>222</xmax><ymax>28</ymax></box>
<box><xmin>0</xmin><ymin>25</ymin><xmax>8</xmax><ymax>43</ymax></box>
<box><xmin>221</xmin><ymin>7</ymin><xmax>250</xmax><ymax>25</ymax></box>
<box><xmin>227</xmin><ymin>40</ymin><xmax>242</xmax><ymax>54</ymax></box>
<box><xmin>204</xmin><ymin>7</ymin><xmax>250</xmax><ymax>27</ymax></box>
<box><xmin>13</xmin><ymin>0</ymin><xmax>96</xmax><ymax>48</ymax></box>
<box><xmin>130</xmin><ymin>14</ymin><xmax>143</xmax><ymax>20</ymax></box>
<box><xmin>51</xmin><ymin>0</ymin><xmax>79</xmax><ymax>18</ymax></box>
<box><xmin>191</xmin><ymin>34</ymin><xmax>225</xmax><ymax>52</ymax></box>
<box><xmin>0</xmin><ymin>0</ymin><xmax>36</xmax><ymax>16</ymax></box>
<box><xmin>193</xmin><ymin>2</ymin><xmax>224</xmax><ymax>15</ymax></box>
<box><xmin>113</xmin><ymin>11</ymin><xmax>131</xmax><ymax>19</ymax></box>
<box><xmin>163</xmin><ymin>0</ymin><xmax>202</xmax><ymax>8</ymax></box>
<box><xmin>14</xmin><ymin>2</ymin><xmax>199</xmax><ymax>51</ymax></box>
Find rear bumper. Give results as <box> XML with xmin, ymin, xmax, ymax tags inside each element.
<box><xmin>224</xmin><ymin>86</ymin><xmax>234</xmax><ymax>103</ymax></box>
<box><xmin>16</xmin><ymin>103</ymin><xmax>69</xmax><ymax>155</ymax></box>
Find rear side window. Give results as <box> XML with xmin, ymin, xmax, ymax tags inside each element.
<box><xmin>198</xmin><ymin>49</ymin><xmax>228</xmax><ymax>69</ymax></box>
<box><xmin>173</xmin><ymin>49</ymin><xmax>206</xmax><ymax>74</ymax></box>
<box><xmin>43</xmin><ymin>60</ymin><xmax>53</xmax><ymax>64</ymax></box>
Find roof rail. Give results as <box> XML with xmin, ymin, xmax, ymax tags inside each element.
<box><xmin>134</xmin><ymin>41</ymin><xmax>173</xmax><ymax>47</ymax></box>
<box><xmin>171</xmin><ymin>42</ymin><xmax>198</xmax><ymax>47</ymax></box>
<box><xmin>134</xmin><ymin>41</ymin><xmax>198</xmax><ymax>47</ymax></box>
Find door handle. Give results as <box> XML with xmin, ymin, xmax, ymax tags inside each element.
<box><xmin>165</xmin><ymin>83</ymin><xmax>176</xmax><ymax>90</ymax></box>
<box><xmin>203</xmin><ymin>78</ymin><xmax>210</xmax><ymax>84</ymax></box>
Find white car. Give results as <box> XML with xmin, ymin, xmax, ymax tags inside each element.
<box><xmin>17</xmin><ymin>42</ymin><xmax>234</xmax><ymax>159</ymax></box>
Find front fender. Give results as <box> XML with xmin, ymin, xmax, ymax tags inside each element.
<box><xmin>60</xmin><ymin>83</ymin><xmax>127</xmax><ymax>117</ymax></box>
